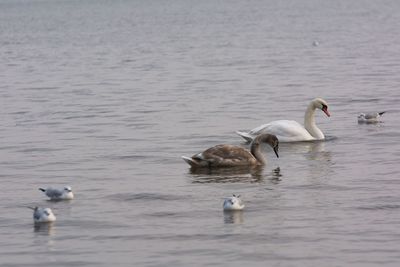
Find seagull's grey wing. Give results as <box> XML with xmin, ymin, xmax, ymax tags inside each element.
<box><xmin>364</xmin><ymin>113</ymin><xmax>378</xmax><ymax>120</ymax></box>
<box><xmin>45</xmin><ymin>188</ymin><xmax>63</xmax><ymax>198</ymax></box>
<box><xmin>33</xmin><ymin>209</ymin><xmax>41</xmax><ymax>220</ymax></box>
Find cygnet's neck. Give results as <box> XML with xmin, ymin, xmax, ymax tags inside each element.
<box><xmin>304</xmin><ymin>101</ymin><xmax>324</xmax><ymax>139</ymax></box>
<box><xmin>250</xmin><ymin>141</ymin><xmax>267</xmax><ymax>165</ymax></box>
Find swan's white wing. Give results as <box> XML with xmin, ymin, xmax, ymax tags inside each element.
<box><xmin>248</xmin><ymin>120</ymin><xmax>315</xmax><ymax>142</ymax></box>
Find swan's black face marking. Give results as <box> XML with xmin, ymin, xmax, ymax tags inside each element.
<box><xmin>321</xmin><ymin>103</ymin><xmax>330</xmax><ymax>117</ymax></box>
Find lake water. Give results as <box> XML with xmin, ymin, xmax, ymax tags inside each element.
<box><xmin>1</xmin><ymin>0</ymin><xmax>400</xmax><ymax>266</ymax></box>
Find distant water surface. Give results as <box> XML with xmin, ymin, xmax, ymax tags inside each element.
<box><xmin>1</xmin><ymin>0</ymin><xmax>400</xmax><ymax>266</ymax></box>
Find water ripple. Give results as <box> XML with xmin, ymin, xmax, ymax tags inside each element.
<box><xmin>108</xmin><ymin>193</ymin><xmax>189</xmax><ymax>202</ymax></box>
<box><xmin>357</xmin><ymin>204</ymin><xmax>400</xmax><ymax>210</ymax></box>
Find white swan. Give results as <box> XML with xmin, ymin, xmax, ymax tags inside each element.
<box><xmin>182</xmin><ymin>133</ymin><xmax>279</xmax><ymax>168</ymax></box>
<box><xmin>236</xmin><ymin>98</ymin><xmax>330</xmax><ymax>142</ymax></box>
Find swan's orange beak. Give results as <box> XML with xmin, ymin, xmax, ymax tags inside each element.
<box><xmin>322</xmin><ymin>106</ymin><xmax>330</xmax><ymax>117</ymax></box>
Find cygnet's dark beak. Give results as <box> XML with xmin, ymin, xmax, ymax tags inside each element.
<box><xmin>274</xmin><ymin>146</ymin><xmax>279</xmax><ymax>158</ymax></box>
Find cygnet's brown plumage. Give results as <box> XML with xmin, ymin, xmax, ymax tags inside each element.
<box><xmin>182</xmin><ymin>134</ymin><xmax>279</xmax><ymax>168</ymax></box>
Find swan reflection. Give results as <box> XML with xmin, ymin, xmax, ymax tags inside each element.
<box><xmin>189</xmin><ymin>166</ymin><xmax>282</xmax><ymax>184</ymax></box>
<box><xmin>279</xmin><ymin>139</ymin><xmax>326</xmax><ymax>154</ymax></box>
<box><xmin>282</xmin><ymin>139</ymin><xmax>333</xmax><ymax>180</ymax></box>
<box><xmin>270</xmin><ymin>167</ymin><xmax>282</xmax><ymax>183</ymax></box>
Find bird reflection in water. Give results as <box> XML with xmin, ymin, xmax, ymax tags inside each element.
<box><xmin>189</xmin><ymin>166</ymin><xmax>282</xmax><ymax>184</ymax></box>
<box><xmin>33</xmin><ymin>222</ymin><xmax>55</xmax><ymax>236</ymax></box>
<box><xmin>223</xmin><ymin>210</ymin><xmax>244</xmax><ymax>224</ymax></box>
<box><xmin>189</xmin><ymin>165</ymin><xmax>263</xmax><ymax>183</ymax></box>
<box><xmin>279</xmin><ymin>139</ymin><xmax>333</xmax><ymax>181</ymax></box>
<box><xmin>270</xmin><ymin>167</ymin><xmax>282</xmax><ymax>183</ymax></box>
<box><xmin>304</xmin><ymin>141</ymin><xmax>331</xmax><ymax>161</ymax></box>
<box><xmin>305</xmin><ymin>141</ymin><xmax>333</xmax><ymax>181</ymax></box>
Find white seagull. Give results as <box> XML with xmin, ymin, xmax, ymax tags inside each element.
<box><xmin>358</xmin><ymin>112</ymin><xmax>385</xmax><ymax>123</ymax></box>
<box><xmin>29</xmin><ymin>207</ymin><xmax>56</xmax><ymax>223</ymax></box>
<box><xmin>39</xmin><ymin>186</ymin><xmax>74</xmax><ymax>200</ymax></box>
<box><xmin>223</xmin><ymin>194</ymin><xmax>245</xmax><ymax>211</ymax></box>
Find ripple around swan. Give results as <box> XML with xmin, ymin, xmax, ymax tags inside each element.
<box><xmin>188</xmin><ymin>166</ymin><xmax>282</xmax><ymax>184</ymax></box>
<box><xmin>323</xmin><ymin>135</ymin><xmax>338</xmax><ymax>142</ymax></box>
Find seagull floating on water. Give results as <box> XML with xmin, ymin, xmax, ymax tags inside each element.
<box><xmin>39</xmin><ymin>186</ymin><xmax>74</xmax><ymax>200</ymax></box>
<box><xmin>358</xmin><ymin>112</ymin><xmax>385</xmax><ymax>123</ymax></box>
<box><xmin>29</xmin><ymin>207</ymin><xmax>56</xmax><ymax>223</ymax></box>
<box><xmin>223</xmin><ymin>194</ymin><xmax>245</xmax><ymax>211</ymax></box>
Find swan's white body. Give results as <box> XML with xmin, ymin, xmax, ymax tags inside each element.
<box><xmin>236</xmin><ymin>98</ymin><xmax>330</xmax><ymax>143</ymax></box>
<box><xmin>223</xmin><ymin>195</ymin><xmax>245</xmax><ymax>211</ymax></box>
<box><xmin>242</xmin><ymin>120</ymin><xmax>316</xmax><ymax>142</ymax></box>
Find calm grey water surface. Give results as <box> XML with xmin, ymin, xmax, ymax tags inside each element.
<box><xmin>1</xmin><ymin>0</ymin><xmax>400</xmax><ymax>266</ymax></box>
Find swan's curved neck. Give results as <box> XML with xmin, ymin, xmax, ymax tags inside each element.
<box><xmin>304</xmin><ymin>102</ymin><xmax>324</xmax><ymax>139</ymax></box>
<box><xmin>250</xmin><ymin>143</ymin><xmax>266</xmax><ymax>165</ymax></box>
